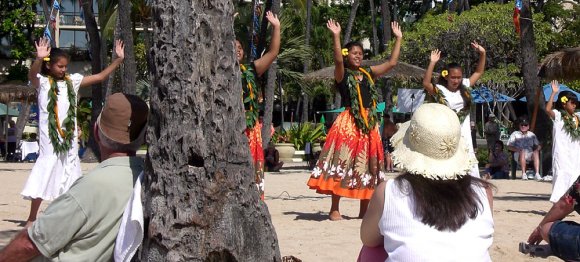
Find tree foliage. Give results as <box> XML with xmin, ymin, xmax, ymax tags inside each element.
<box><xmin>397</xmin><ymin>2</ymin><xmax>554</xmax><ymax>81</ymax></box>
<box><xmin>0</xmin><ymin>0</ymin><xmax>38</xmax><ymax>62</ymax></box>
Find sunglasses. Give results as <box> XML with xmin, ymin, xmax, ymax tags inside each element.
<box><xmin>520</xmin><ymin>124</ymin><xmax>529</xmax><ymax>127</ymax></box>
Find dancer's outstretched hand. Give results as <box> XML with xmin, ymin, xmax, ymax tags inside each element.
<box><xmin>471</xmin><ymin>41</ymin><xmax>486</xmax><ymax>54</ymax></box>
<box><xmin>327</xmin><ymin>19</ymin><xmax>341</xmax><ymax>36</ymax></box>
<box><xmin>551</xmin><ymin>80</ymin><xmax>559</xmax><ymax>94</ymax></box>
<box><xmin>391</xmin><ymin>21</ymin><xmax>402</xmax><ymax>39</ymax></box>
<box><xmin>429</xmin><ymin>49</ymin><xmax>441</xmax><ymax>63</ymax></box>
<box><xmin>115</xmin><ymin>39</ymin><xmax>125</xmax><ymax>60</ymax></box>
<box><xmin>265</xmin><ymin>11</ymin><xmax>280</xmax><ymax>28</ymax></box>
<box><xmin>35</xmin><ymin>38</ymin><xmax>51</xmax><ymax>59</ymax></box>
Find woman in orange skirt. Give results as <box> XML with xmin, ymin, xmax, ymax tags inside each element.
<box><xmin>307</xmin><ymin>19</ymin><xmax>403</xmax><ymax>220</ymax></box>
<box><xmin>236</xmin><ymin>11</ymin><xmax>280</xmax><ymax>200</ymax></box>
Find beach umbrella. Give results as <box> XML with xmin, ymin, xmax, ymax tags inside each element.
<box><xmin>538</xmin><ymin>47</ymin><xmax>580</xmax><ymax>80</ymax></box>
<box><xmin>471</xmin><ymin>87</ymin><xmax>516</xmax><ymax>103</ymax></box>
<box><xmin>520</xmin><ymin>83</ymin><xmax>580</xmax><ymax>102</ymax></box>
<box><xmin>305</xmin><ymin>60</ymin><xmax>428</xmax><ymax>81</ymax></box>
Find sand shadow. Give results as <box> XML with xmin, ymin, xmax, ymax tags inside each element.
<box><xmin>266</xmin><ymin>192</ymin><xmax>326</xmax><ymax>201</ymax></box>
<box><xmin>2</xmin><ymin>219</ymin><xmax>26</xmax><ymax>227</ymax></box>
<box><xmin>0</xmin><ymin>229</ymin><xmax>21</xmax><ymax>249</ymax></box>
<box><xmin>505</xmin><ymin>209</ymin><xmax>548</xmax><ymax>216</ymax></box>
<box><xmin>494</xmin><ymin>192</ymin><xmax>550</xmax><ymax>201</ymax></box>
<box><xmin>282</xmin><ymin>211</ymin><xmax>358</xmax><ymax>221</ymax></box>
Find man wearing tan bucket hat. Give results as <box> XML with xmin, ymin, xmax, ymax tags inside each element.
<box><xmin>0</xmin><ymin>93</ymin><xmax>148</xmax><ymax>261</ymax></box>
<box><xmin>360</xmin><ymin>103</ymin><xmax>494</xmax><ymax>261</ymax></box>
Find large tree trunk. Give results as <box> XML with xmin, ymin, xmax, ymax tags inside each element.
<box><xmin>140</xmin><ymin>1</ymin><xmax>280</xmax><ymax>260</ymax></box>
<box><xmin>304</xmin><ymin>0</ymin><xmax>313</xmax><ymax>72</ymax></box>
<box><xmin>343</xmin><ymin>0</ymin><xmax>360</xmax><ymax>44</ymax></box>
<box><xmin>520</xmin><ymin>0</ymin><xmax>550</xmax><ymax>171</ymax></box>
<box><xmin>118</xmin><ymin>0</ymin><xmax>137</xmax><ymax>94</ymax></box>
<box><xmin>379</xmin><ymin>0</ymin><xmax>391</xmax><ymax>53</ymax></box>
<box><xmin>81</xmin><ymin>0</ymin><xmax>103</xmax><ymax>162</ymax></box>
<box><xmin>369</xmin><ymin>0</ymin><xmax>379</xmax><ymax>56</ymax></box>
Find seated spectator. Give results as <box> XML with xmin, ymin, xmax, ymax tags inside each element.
<box><xmin>382</xmin><ymin>114</ymin><xmax>397</xmax><ymax>172</ymax></box>
<box><xmin>0</xmin><ymin>93</ymin><xmax>149</xmax><ymax>261</ymax></box>
<box><xmin>484</xmin><ymin>140</ymin><xmax>509</xmax><ymax>179</ymax></box>
<box><xmin>6</xmin><ymin>120</ymin><xmax>17</xmax><ymax>161</ymax></box>
<box><xmin>360</xmin><ymin>103</ymin><xmax>494</xmax><ymax>261</ymax></box>
<box><xmin>484</xmin><ymin>114</ymin><xmax>500</xmax><ymax>152</ymax></box>
<box><xmin>507</xmin><ymin>118</ymin><xmax>541</xmax><ymax>180</ymax></box>
<box><xmin>265</xmin><ymin>142</ymin><xmax>284</xmax><ymax>172</ymax></box>
<box><xmin>526</xmin><ymin>175</ymin><xmax>580</xmax><ymax>261</ymax></box>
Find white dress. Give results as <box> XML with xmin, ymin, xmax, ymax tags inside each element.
<box><xmin>379</xmin><ymin>179</ymin><xmax>494</xmax><ymax>262</ymax></box>
<box><xmin>550</xmin><ymin>110</ymin><xmax>580</xmax><ymax>203</ymax></box>
<box><xmin>21</xmin><ymin>74</ymin><xmax>83</xmax><ymax>201</ymax></box>
<box><xmin>435</xmin><ymin>79</ymin><xmax>480</xmax><ymax>177</ymax></box>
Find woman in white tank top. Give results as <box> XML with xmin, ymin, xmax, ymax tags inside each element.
<box><xmin>360</xmin><ymin>103</ymin><xmax>495</xmax><ymax>262</ymax></box>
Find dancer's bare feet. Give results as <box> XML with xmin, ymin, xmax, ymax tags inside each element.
<box><xmin>329</xmin><ymin>210</ymin><xmax>343</xmax><ymax>221</ymax></box>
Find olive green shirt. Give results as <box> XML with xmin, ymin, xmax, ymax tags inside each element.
<box><xmin>29</xmin><ymin>156</ymin><xmax>143</xmax><ymax>261</ymax></box>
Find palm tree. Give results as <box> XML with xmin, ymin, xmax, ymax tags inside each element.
<box><xmin>343</xmin><ymin>0</ymin><xmax>360</xmax><ymax>44</ymax></box>
<box><xmin>140</xmin><ymin>0</ymin><xmax>280</xmax><ymax>259</ymax></box>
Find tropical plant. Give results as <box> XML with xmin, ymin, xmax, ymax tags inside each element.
<box><xmin>271</xmin><ymin>128</ymin><xmax>290</xmax><ymax>143</ymax></box>
<box><xmin>285</xmin><ymin>122</ymin><xmax>325</xmax><ymax>150</ymax></box>
<box><xmin>76</xmin><ymin>100</ymin><xmax>92</xmax><ymax>143</ymax></box>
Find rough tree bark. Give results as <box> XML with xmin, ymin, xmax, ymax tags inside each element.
<box><xmin>139</xmin><ymin>1</ymin><xmax>281</xmax><ymax>261</ymax></box>
<box><xmin>14</xmin><ymin>101</ymin><xmax>31</xmax><ymax>145</ymax></box>
<box><xmin>520</xmin><ymin>0</ymin><xmax>550</xmax><ymax>172</ymax></box>
<box><xmin>379</xmin><ymin>0</ymin><xmax>391</xmax><ymax>53</ymax></box>
<box><xmin>260</xmin><ymin>0</ymin><xmax>280</xmax><ymax>148</ymax></box>
<box><xmin>118</xmin><ymin>0</ymin><xmax>137</xmax><ymax>94</ymax></box>
<box><xmin>80</xmin><ymin>0</ymin><xmax>103</xmax><ymax>162</ymax></box>
<box><xmin>369</xmin><ymin>0</ymin><xmax>379</xmax><ymax>56</ymax></box>
<box><xmin>343</xmin><ymin>0</ymin><xmax>360</xmax><ymax>44</ymax></box>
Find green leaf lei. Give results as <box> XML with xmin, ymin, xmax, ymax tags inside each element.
<box><xmin>241</xmin><ymin>64</ymin><xmax>259</xmax><ymax>129</ymax></box>
<box><xmin>560</xmin><ymin>110</ymin><xmax>580</xmax><ymax>140</ymax></box>
<box><xmin>429</xmin><ymin>85</ymin><xmax>472</xmax><ymax>123</ymax></box>
<box><xmin>346</xmin><ymin>67</ymin><xmax>378</xmax><ymax>134</ymax></box>
<box><xmin>47</xmin><ymin>75</ymin><xmax>76</xmax><ymax>154</ymax></box>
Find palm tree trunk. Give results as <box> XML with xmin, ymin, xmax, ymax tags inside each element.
<box><xmin>304</xmin><ymin>0</ymin><xmax>313</xmax><ymax>72</ymax></box>
<box><xmin>260</xmin><ymin>0</ymin><xmax>280</xmax><ymax>148</ymax></box>
<box><xmin>343</xmin><ymin>0</ymin><xmax>360</xmax><ymax>44</ymax></box>
<box><xmin>81</xmin><ymin>0</ymin><xmax>103</xmax><ymax>162</ymax></box>
<box><xmin>118</xmin><ymin>0</ymin><xmax>137</xmax><ymax>94</ymax></box>
<box><xmin>520</xmin><ymin>0</ymin><xmax>550</xmax><ymax>169</ymax></box>
<box><xmin>139</xmin><ymin>0</ymin><xmax>280</xmax><ymax>260</ymax></box>
<box><xmin>14</xmin><ymin>101</ymin><xmax>31</xmax><ymax>146</ymax></box>
<box><xmin>369</xmin><ymin>0</ymin><xmax>379</xmax><ymax>56</ymax></box>
<box><xmin>379</xmin><ymin>0</ymin><xmax>391</xmax><ymax>53</ymax></box>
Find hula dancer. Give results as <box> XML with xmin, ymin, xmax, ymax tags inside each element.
<box><xmin>236</xmin><ymin>11</ymin><xmax>280</xmax><ymax>200</ymax></box>
<box><xmin>422</xmin><ymin>43</ymin><xmax>486</xmax><ymax>178</ymax></box>
<box><xmin>546</xmin><ymin>80</ymin><xmax>580</xmax><ymax>202</ymax></box>
<box><xmin>21</xmin><ymin>38</ymin><xmax>125</xmax><ymax>226</ymax></box>
<box><xmin>307</xmin><ymin>19</ymin><xmax>403</xmax><ymax>220</ymax></box>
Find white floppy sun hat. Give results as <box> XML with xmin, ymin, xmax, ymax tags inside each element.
<box><xmin>390</xmin><ymin>103</ymin><xmax>476</xmax><ymax>179</ymax></box>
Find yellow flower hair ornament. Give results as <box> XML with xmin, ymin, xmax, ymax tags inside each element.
<box><xmin>561</xmin><ymin>96</ymin><xmax>569</xmax><ymax>103</ymax></box>
<box><xmin>441</xmin><ymin>70</ymin><xmax>448</xmax><ymax>77</ymax></box>
<box><xmin>43</xmin><ymin>57</ymin><xmax>50</xmax><ymax>62</ymax></box>
<box><xmin>341</xmin><ymin>48</ymin><xmax>349</xmax><ymax>56</ymax></box>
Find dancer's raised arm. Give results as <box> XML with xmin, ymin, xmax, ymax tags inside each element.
<box><xmin>545</xmin><ymin>80</ymin><xmax>559</xmax><ymax>119</ymax></box>
<box><xmin>327</xmin><ymin>19</ymin><xmax>344</xmax><ymax>83</ymax></box>
<box><xmin>254</xmin><ymin>11</ymin><xmax>281</xmax><ymax>76</ymax></box>
<box><xmin>468</xmin><ymin>41</ymin><xmax>486</xmax><ymax>85</ymax></box>
<box><xmin>80</xmin><ymin>39</ymin><xmax>125</xmax><ymax>87</ymax></box>
<box><xmin>422</xmin><ymin>49</ymin><xmax>441</xmax><ymax>95</ymax></box>
<box><xmin>29</xmin><ymin>38</ymin><xmax>51</xmax><ymax>89</ymax></box>
<box><xmin>370</xmin><ymin>22</ymin><xmax>403</xmax><ymax>78</ymax></box>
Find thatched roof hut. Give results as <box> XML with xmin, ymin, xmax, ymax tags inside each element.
<box><xmin>538</xmin><ymin>47</ymin><xmax>580</xmax><ymax>80</ymax></box>
<box><xmin>0</xmin><ymin>83</ymin><xmax>36</xmax><ymax>103</ymax></box>
<box><xmin>305</xmin><ymin>60</ymin><xmax>427</xmax><ymax>81</ymax></box>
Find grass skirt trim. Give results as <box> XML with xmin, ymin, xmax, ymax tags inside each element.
<box><xmin>307</xmin><ymin>110</ymin><xmax>385</xmax><ymax>200</ymax></box>
<box><xmin>246</xmin><ymin>123</ymin><xmax>265</xmax><ymax>200</ymax></box>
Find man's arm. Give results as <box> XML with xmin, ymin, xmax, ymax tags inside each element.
<box><xmin>0</xmin><ymin>229</ymin><xmax>41</xmax><ymax>261</ymax></box>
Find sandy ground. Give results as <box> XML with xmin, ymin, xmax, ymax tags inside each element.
<box><xmin>0</xmin><ymin>162</ymin><xmax>571</xmax><ymax>261</ymax></box>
